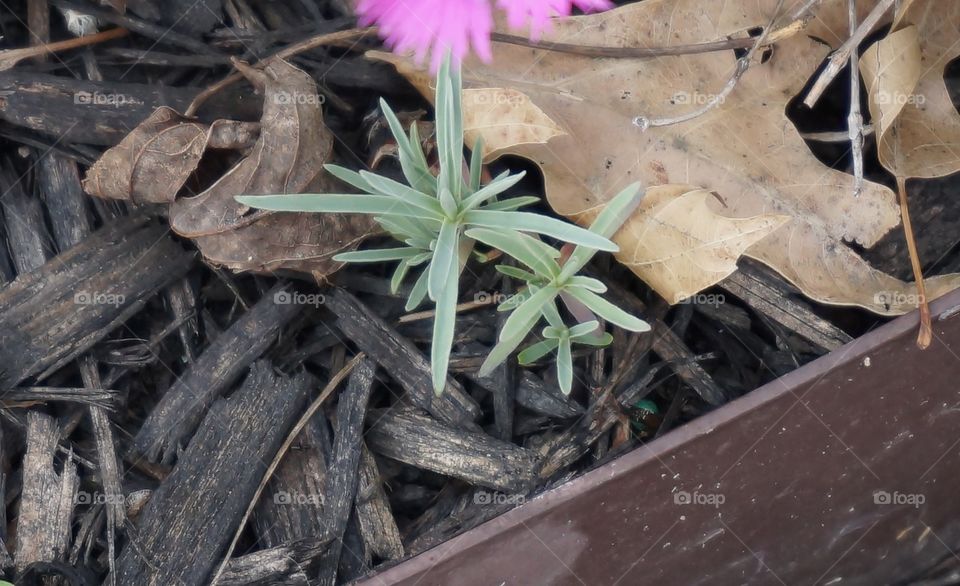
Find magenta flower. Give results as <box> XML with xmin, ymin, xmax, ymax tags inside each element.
<box><xmin>356</xmin><ymin>0</ymin><xmax>613</xmax><ymax>71</ymax></box>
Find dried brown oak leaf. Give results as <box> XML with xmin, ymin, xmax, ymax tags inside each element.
<box><xmin>860</xmin><ymin>0</ymin><xmax>960</xmax><ymax>179</ymax></box>
<box><xmin>374</xmin><ymin>0</ymin><xmax>960</xmax><ymax>315</ymax></box>
<box><xmin>84</xmin><ymin>58</ymin><xmax>375</xmax><ymax>280</ymax></box>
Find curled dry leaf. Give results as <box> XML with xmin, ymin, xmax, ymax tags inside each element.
<box><xmin>374</xmin><ymin>0</ymin><xmax>960</xmax><ymax>315</ymax></box>
<box><xmin>860</xmin><ymin>1</ymin><xmax>960</xmax><ymax>179</ymax></box>
<box><xmin>84</xmin><ymin>58</ymin><xmax>376</xmax><ymax>280</ymax></box>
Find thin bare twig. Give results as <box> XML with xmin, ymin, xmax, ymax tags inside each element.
<box><xmin>0</xmin><ymin>28</ymin><xmax>128</xmax><ymax>71</ymax></box>
<box><xmin>896</xmin><ymin>178</ymin><xmax>932</xmax><ymax>349</ymax></box>
<box><xmin>847</xmin><ymin>0</ymin><xmax>865</xmax><ymax>196</ymax></box>
<box><xmin>633</xmin><ymin>0</ymin><xmax>787</xmax><ymax>131</ymax></box>
<box><xmin>803</xmin><ymin>0</ymin><xmax>897</xmax><ymax>107</ymax></box>
<box><xmin>207</xmin><ymin>354</ymin><xmax>365</xmax><ymax>586</ymax></box>
<box><xmin>185</xmin><ymin>27</ymin><xmax>376</xmax><ymax>117</ymax></box>
<box><xmin>800</xmin><ymin>124</ymin><xmax>874</xmax><ymax>142</ymax></box>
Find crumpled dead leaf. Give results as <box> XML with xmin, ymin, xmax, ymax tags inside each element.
<box><xmin>860</xmin><ymin>1</ymin><xmax>960</xmax><ymax>179</ymax></box>
<box><xmin>373</xmin><ymin>0</ymin><xmax>960</xmax><ymax>314</ymax></box>
<box><xmin>84</xmin><ymin>58</ymin><xmax>375</xmax><ymax>279</ymax></box>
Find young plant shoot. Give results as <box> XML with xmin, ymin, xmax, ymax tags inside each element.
<box><xmin>237</xmin><ymin>55</ymin><xmax>648</xmax><ymax>395</ymax></box>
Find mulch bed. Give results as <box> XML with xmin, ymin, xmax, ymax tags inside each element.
<box><xmin>1</xmin><ymin>0</ymin><xmax>959</xmax><ymax>584</ymax></box>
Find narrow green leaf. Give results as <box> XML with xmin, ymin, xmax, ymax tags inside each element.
<box><xmin>323</xmin><ymin>164</ymin><xmax>377</xmax><ymax>193</ymax></box>
<box><xmin>464</xmin><ymin>210</ymin><xmax>618</xmax><ymax>251</ymax></box>
<box><xmin>540</xmin><ymin>300</ymin><xmax>565</xmax><ymax>329</ymax></box>
<box><xmin>561</xmin><ymin>182</ymin><xmax>643</xmax><ymax>279</ymax></box>
<box><xmin>573</xmin><ymin>332</ymin><xmax>614</xmax><ymax>347</ymax></box>
<box><xmin>495</xmin><ymin>265</ymin><xmax>539</xmax><ymax>282</ymax></box>
<box><xmin>376</xmin><ymin>215</ymin><xmax>437</xmax><ymax>243</ymax></box>
<box><xmin>428</xmin><ymin>221</ymin><xmax>458</xmax><ymax>300</ymax></box>
<box><xmin>406</xmin><ymin>269</ymin><xmax>430</xmax><ymax>311</ymax></box>
<box><xmin>439</xmin><ymin>187</ymin><xmax>459</xmax><ymax>218</ymax></box>
<box><xmin>236</xmin><ymin>193</ymin><xmax>433</xmax><ymax>218</ymax></box>
<box><xmin>517</xmin><ymin>338</ymin><xmax>560</xmax><ymax>364</ymax></box>
<box><xmin>557</xmin><ymin>337</ymin><xmax>574</xmax><ymax>394</ymax></box>
<box><xmin>465</xmin><ymin>227</ymin><xmax>561</xmax><ymax>278</ymax></box>
<box><xmin>500</xmin><ymin>285</ymin><xmax>557</xmax><ymax>342</ymax></box>
<box><xmin>469</xmin><ymin>135</ymin><xmax>484</xmax><ymax>192</ymax></box>
<box><xmin>431</xmin><ymin>258</ymin><xmax>460</xmax><ymax>394</ymax></box>
<box><xmin>479</xmin><ymin>331</ymin><xmax>526</xmax><ymax>376</ymax></box>
<box><xmin>480</xmin><ymin>196</ymin><xmax>540</xmax><ymax>211</ymax></box>
<box><xmin>567</xmin><ymin>276</ymin><xmax>608</xmax><ymax>293</ymax></box>
<box><xmin>380</xmin><ymin>99</ymin><xmax>436</xmax><ymax>194</ymax></box>
<box><xmin>462</xmin><ymin>171</ymin><xmax>525</xmax><ymax>211</ymax></box>
<box><xmin>359</xmin><ymin>172</ymin><xmax>445</xmax><ymax>217</ymax></box>
<box><xmin>334</xmin><ymin>248</ymin><xmax>420</xmax><ymax>263</ymax></box>
<box><xmin>568</xmin><ymin>320</ymin><xmax>601</xmax><ymax>337</ymax></box>
<box><xmin>391</xmin><ymin>259</ymin><xmax>413</xmax><ymax>294</ymax></box>
<box><xmin>565</xmin><ymin>287</ymin><xmax>651</xmax><ymax>332</ymax></box>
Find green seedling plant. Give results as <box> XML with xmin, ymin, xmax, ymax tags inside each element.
<box><xmin>237</xmin><ymin>55</ymin><xmax>619</xmax><ymax>394</ymax></box>
<box><xmin>471</xmin><ymin>183</ymin><xmax>651</xmax><ymax>393</ymax></box>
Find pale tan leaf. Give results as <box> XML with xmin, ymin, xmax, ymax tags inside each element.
<box><xmin>374</xmin><ymin>0</ymin><xmax>960</xmax><ymax>315</ymax></box>
<box><xmin>461</xmin><ymin>88</ymin><xmax>566</xmax><ymax>158</ymax></box>
<box><xmin>573</xmin><ymin>186</ymin><xmax>789</xmax><ymax>302</ymax></box>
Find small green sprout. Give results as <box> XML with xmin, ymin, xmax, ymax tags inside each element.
<box><xmin>237</xmin><ymin>55</ymin><xmax>647</xmax><ymax>395</ymax></box>
<box><xmin>473</xmin><ymin>183</ymin><xmax>651</xmax><ymax>392</ymax></box>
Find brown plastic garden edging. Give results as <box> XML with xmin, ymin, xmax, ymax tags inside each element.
<box><xmin>356</xmin><ymin>288</ymin><xmax>960</xmax><ymax>585</ymax></box>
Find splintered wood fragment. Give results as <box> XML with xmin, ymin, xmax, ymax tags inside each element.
<box><xmin>1</xmin><ymin>166</ymin><xmax>52</xmax><ymax>274</ymax></box>
<box><xmin>0</xmin><ymin>422</ymin><xmax>11</xmax><ymax>570</ymax></box>
<box><xmin>355</xmin><ymin>443</ymin><xmax>404</xmax><ymax>561</ymax></box>
<box><xmin>474</xmin><ymin>370</ymin><xmax>582</xmax><ymax>419</ymax></box>
<box><xmin>366</xmin><ymin>409</ymin><xmax>539</xmax><ymax>493</ymax></box>
<box><xmin>316</xmin><ymin>358</ymin><xmax>377</xmax><ymax>586</ymax></box>
<box><xmin>537</xmin><ymin>402</ymin><xmax>621</xmax><ymax>479</ymax></box>
<box><xmin>113</xmin><ymin>363</ymin><xmax>314</xmax><ymax>585</ymax></box>
<box><xmin>326</xmin><ymin>288</ymin><xmax>480</xmax><ymax>428</ymax></box>
<box><xmin>0</xmin><ymin>214</ymin><xmax>194</xmax><ymax>388</ymax></box>
<box><xmin>14</xmin><ymin>412</ymin><xmax>79</xmax><ymax>574</ymax></box>
<box><xmin>0</xmin><ymin>386</ymin><xmax>118</xmax><ymax>408</ymax></box>
<box><xmin>252</xmin><ymin>418</ymin><xmax>329</xmax><ymax>548</ymax></box>
<box><xmin>132</xmin><ymin>282</ymin><xmax>303</xmax><ymax>463</ymax></box>
<box><xmin>721</xmin><ymin>261</ymin><xmax>852</xmax><ymax>351</ymax></box>
<box><xmin>219</xmin><ymin>538</ymin><xmax>331</xmax><ymax>585</ymax></box>
<box><xmin>602</xmin><ymin>278</ymin><xmax>727</xmax><ymax>405</ymax></box>
<box><xmin>0</xmin><ymin>70</ymin><xmax>199</xmax><ymax>145</ymax></box>
<box><xmin>38</xmin><ymin>154</ymin><xmax>93</xmax><ymax>253</ymax></box>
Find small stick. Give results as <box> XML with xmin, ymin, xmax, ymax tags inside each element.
<box><xmin>800</xmin><ymin>124</ymin><xmax>874</xmax><ymax>142</ymax></box>
<box><xmin>185</xmin><ymin>27</ymin><xmax>376</xmax><ymax>117</ymax></box>
<box><xmin>208</xmin><ymin>354</ymin><xmax>365</xmax><ymax>586</ymax></box>
<box><xmin>633</xmin><ymin>0</ymin><xmax>786</xmax><ymax>130</ymax></box>
<box><xmin>846</xmin><ymin>0</ymin><xmax>865</xmax><ymax>196</ymax></box>
<box><xmin>0</xmin><ymin>28</ymin><xmax>128</xmax><ymax>71</ymax></box>
<box><xmin>896</xmin><ymin>177</ymin><xmax>931</xmax><ymax>349</ymax></box>
<box><xmin>803</xmin><ymin>0</ymin><xmax>896</xmax><ymax>107</ymax></box>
